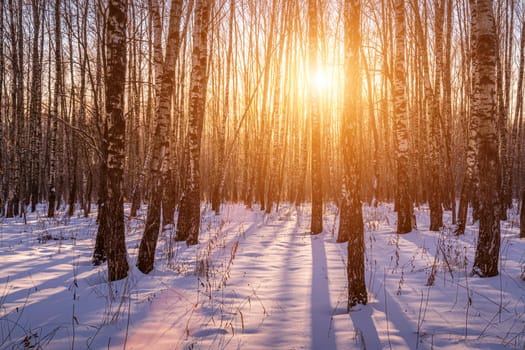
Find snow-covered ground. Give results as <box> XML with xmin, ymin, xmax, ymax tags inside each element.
<box><xmin>0</xmin><ymin>202</ymin><xmax>524</xmax><ymax>349</ymax></box>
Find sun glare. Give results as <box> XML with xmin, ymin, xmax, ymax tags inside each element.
<box><xmin>313</xmin><ymin>67</ymin><xmax>331</xmax><ymax>92</ymax></box>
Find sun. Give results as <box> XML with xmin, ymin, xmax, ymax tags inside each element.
<box><xmin>312</xmin><ymin>67</ymin><xmax>331</xmax><ymax>92</ymax></box>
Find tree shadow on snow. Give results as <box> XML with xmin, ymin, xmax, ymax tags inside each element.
<box><xmin>310</xmin><ymin>234</ymin><xmax>337</xmax><ymax>350</ymax></box>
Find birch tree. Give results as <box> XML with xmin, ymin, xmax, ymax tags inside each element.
<box><xmin>442</xmin><ymin>0</ymin><xmax>455</xmax><ymax>223</ymax></box>
<box><xmin>511</xmin><ymin>10</ymin><xmax>525</xmax><ymax>237</ymax></box>
<box><xmin>394</xmin><ymin>0</ymin><xmax>413</xmax><ymax>233</ymax></box>
<box><xmin>456</xmin><ymin>0</ymin><xmax>480</xmax><ymax>235</ymax></box>
<box><xmin>176</xmin><ymin>0</ymin><xmax>212</xmax><ymax>245</ymax></box>
<box><xmin>428</xmin><ymin>1</ymin><xmax>445</xmax><ymax>231</ymax></box>
<box><xmin>211</xmin><ymin>0</ymin><xmax>235</xmax><ymax>215</ymax></box>
<box><xmin>137</xmin><ymin>0</ymin><xmax>184</xmax><ymax>274</ymax></box>
<box><xmin>48</xmin><ymin>0</ymin><xmax>62</xmax><ymax>218</ymax></box>
<box><xmin>0</xmin><ymin>0</ymin><xmax>4</xmax><ymax>216</ymax></box>
<box><xmin>472</xmin><ymin>0</ymin><xmax>501</xmax><ymax>278</ymax></box>
<box><xmin>6</xmin><ymin>0</ymin><xmax>23</xmax><ymax>218</ymax></box>
<box><xmin>341</xmin><ymin>0</ymin><xmax>367</xmax><ymax>309</ymax></box>
<box><xmin>29</xmin><ymin>0</ymin><xmax>42</xmax><ymax>213</ymax></box>
<box><xmin>309</xmin><ymin>0</ymin><xmax>323</xmax><ymax>234</ymax></box>
<box><xmin>92</xmin><ymin>2</ymin><xmax>108</xmax><ymax>265</ymax></box>
<box><xmin>103</xmin><ymin>0</ymin><xmax>129</xmax><ymax>281</ymax></box>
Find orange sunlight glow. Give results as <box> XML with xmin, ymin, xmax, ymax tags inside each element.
<box><xmin>312</xmin><ymin>67</ymin><xmax>331</xmax><ymax>92</ymax></box>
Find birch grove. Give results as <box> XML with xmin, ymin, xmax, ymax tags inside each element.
<box><xmin>0</xmin><ymin>0</ymin><xmax>523</xmax><ymax>297</ymax></box>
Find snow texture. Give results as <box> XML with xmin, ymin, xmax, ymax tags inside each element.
<box><xmin>0</xmin><ymin>202</ymin><xmax>524</xmax><ymax>349</ymax></box>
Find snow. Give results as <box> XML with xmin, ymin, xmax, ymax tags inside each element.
<box><xmin>1</xmin><ymin>202</ymin><xmax>524</xmax><ymax>349</ymax></box>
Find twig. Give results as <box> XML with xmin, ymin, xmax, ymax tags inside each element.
<box><xmin>384</xmin><ymin>268</ymin><xmax>392</xmax><ymax>350</ymax></box>
<box><xmin>123</xmin><ymin>293</ymin><xmax>131</xmax><ymax>350</ymax></box>
<box><xmin>56</xmin><ymin>116</ymin><xmax>104</xmax><ymax>162</ymax></box>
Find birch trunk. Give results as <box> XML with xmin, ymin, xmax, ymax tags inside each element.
<box><xmin>211</xmin><ymin>0</ymin><xmax>234</xmax><ymax>215</ymax></box>
<box><xmin>456</xmin><ymin>0</ymin><xmax>480</xmax><ymax>235</ymax></box>
<box><xmin>48</xmin><ymin>0</ymin><xmax>61</xmax><ymax>218</ymax></box>
<box><xmin>29</xmin><ymin>0</ymin><xmax>42</xmax><ymax>213</ymax></box>
<box><xmin>501</xmin><ymin>0</ymin><xmax>515</xmax><ymax>217</ymax></box>
<box><xmin>175</xmin><ymin>0</ymin><xmax>211</xmax><ymax>245</ymax></box>
<box><xmin>442</xmin><ymin>0</ymin><xmax>455</xmax><ymax>223</ymax></box>
<box><xmin>509</xmin><ymin>11</ymin><xmax>525</xmax><ymax>218</ymax></box>
<box><xmin>103</xmin><ymin>0</ymin><xmax>129</xmax><ymax>281</ymax></box>
<box><xmin>394</xmin><ymin>0</ymin><xmax>413</xmax><ymax>233</ymax></box>
<box><xmin>0</xmin><ymin>0</ymin><xmax>4</xmax><ymax>215</ymax></box>
<box><xmin>472</xmin><ymin>0</ymin><xmax>501</xmax><ymax>278</ymax></box>
<box><xmin>341</xmin><ymin>0</ymin><xmax>367</xmax><ymax>309</ymax></box>
<box><xmin>137</xmin><ymin>0</ymin><xmax>184</xmax><ymax>274</ymax></box>
<box><xmin>308</xmin><ymin>0</ymin><xmax>323</xmax><ymax>234</ymax></box>
<box><xmin>92</xmin><ymin>5</ymin><xmax>107</xmax><ymax>265</ymax></box>
<box><xmin>429</xmin><ymin>0</ymin><xmax>444</xmax><ymax>231</ymax></box>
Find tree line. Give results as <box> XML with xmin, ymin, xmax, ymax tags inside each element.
<box><xmin>0</xmin><ymin>0</ymin><xmax>523</xmax><ymax>309</ymax></box>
